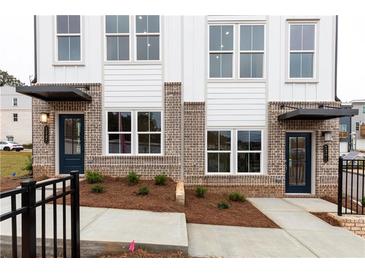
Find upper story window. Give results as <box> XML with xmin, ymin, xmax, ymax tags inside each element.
<box><xmin>56</xmin><ymin>15</ymin><xmax>81</xmax><ymax>61</ymax></box>
<box><xmin>13</xmin><ymin>98</ymin><xmax>18</xmax><ymax>107</ymax></box>
<box><xmin>136</xmin><ymin>15</ymin><xmax>160</xmax><ymax>60</ymax></box>
<box><xmin>105</xmin><ymin>16</ymin><xmax>130</xmax><ymax>61</ymax></box>
<box><xmin>209</xmin><ymin>25</ymin><xmax>234</xmax><ymax>78</ymax></box>
<box><xmin>240</xmin><ymin>25</ymin><xmax>265</xmax><ymax>78</ymax></box>
<box><xmin>289</xmin><ymin>23</ymin><xmax>316</xmax><ymax>79</ymax></box>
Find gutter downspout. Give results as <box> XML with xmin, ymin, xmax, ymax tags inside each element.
<box><xmin>335</xmin><ymin>15</ymin><xmax>340</xmax><ymax>102</ymax></box>
<box><xmin>31</xmin><ymin>15</ymin><xmax>37</xmax><ymax>84</ymax></box>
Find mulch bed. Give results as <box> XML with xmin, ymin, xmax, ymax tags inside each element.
<box><xmin>0</xmin><ymin>177</ymin><xmax>22</xmax><ymax>192</ymax></box>
<box><xmin>74</xmin><ymin>176</ymin><xmax>278</xmax><ymax>228</ymax></box>
<box><xmin>100</xmin><ymin>248</ymin><xmax>187</xmax><ymax>258</ymax></box>
<box><xmin>311</xmin><ymin>212</ymin><xmax>341</xmax><ymax>227</ymax></box>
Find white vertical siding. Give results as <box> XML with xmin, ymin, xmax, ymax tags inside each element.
<box><xmin>268</xmin><ymin>16</ymin><xmax>335</xmax><ymax>101</ymax></box>
<box><xmin>37</xmin><ymin>15</ymin><xmax>102</xmax><ymax>83</ymax></box>
<box><xmin>183</xmin><ymin>16</ymin><xmax>206</xmax><ymax>102</ymax></box>
<box><xmin>164</xmin><ymin>16</ymin><xmax>182</xmax><ymax>82</ymax></box>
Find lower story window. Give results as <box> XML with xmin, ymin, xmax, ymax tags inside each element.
<box><xmin>237</xmin><ymin>130</ymin><xmax>262</xmax><ymax>173</ymax></box>
<box><xmin>138</xmin><ymin>112</ymin><xmax>161</xmax><ymax>154</ymax></box>
<box><xmin>107</xmin><ymin>112</ymin><xmax>132</xmax><ymax>154</ymax></box>
<box><xmin>207</xmin><ymin>130</ymin><xmax>231</xmax><ymax>173</ymax></box>
<box><xmin>13</xmin><ymin>113</ymin><xmax>18</xmax><ymax>122</ymax></box>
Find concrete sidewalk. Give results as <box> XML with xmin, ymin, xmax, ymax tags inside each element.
<box><xmin>248</xmin><ymin>198</ymin><xmax>365</xmax><ymax>258</ymax></box>
<box><xmin>0</xmin><ymin>199</ymin><xmax>188</xmax><ymax>256</ymax></box>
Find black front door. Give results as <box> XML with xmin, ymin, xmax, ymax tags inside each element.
<box><xmin>285</xmin><ymin>132</ymin><xmax>312</xmax><ymax>193</ymax></box>
<box><xmin>59</xmin><ymin>114</ymin><xmax>84</xmax><ymax>174</ymax></box>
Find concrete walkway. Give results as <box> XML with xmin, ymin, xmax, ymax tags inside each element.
<box><xmin>248</xmin><ymin>198</ymin><xmax>365</xmax><ymax>257</ymax></box>
<box><xmin>1</xmin><ymin>196</ymin><xmax>188</xmax><ymax>256</ymax></box>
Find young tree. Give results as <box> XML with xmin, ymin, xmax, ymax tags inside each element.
<box><xmin>0</xmin><ymin>70</ymin><xmax>24</xmax><ymax>87</ymax></box>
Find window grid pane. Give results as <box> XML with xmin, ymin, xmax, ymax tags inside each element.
<box><xmin>209</xmin><ymin>25</ymin><xmax>233</xmax><ymax>78</ymax></box>
<box><xmin>237</xmin><ymin>130</ymin><xmax>261</xmax><ymax>173</ymax></box>
<box><xmin>137</xmin><ymin>112</ymin><xmax>162</xmax><ymax>154</ymax></box>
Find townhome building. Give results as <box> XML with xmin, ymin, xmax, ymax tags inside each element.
<box><xmin>17</xmin><ymin>15</ymin><xmax>358</xmax><ymax>197</ymax></box>
<box><xmin>0</xmin><ymin>84</ymin><xmax>32</xmax><ymax>144</ymax></box>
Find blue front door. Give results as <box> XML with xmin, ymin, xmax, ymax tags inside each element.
<box><xmin>59</xmin><ymin>114</ymin><xmax>84</xmax><ymax>174</ymax></box>
<box><xmin>285</xmin><ymin>132</ymin><xmax>312</xmax><ymax>193</ymax></box>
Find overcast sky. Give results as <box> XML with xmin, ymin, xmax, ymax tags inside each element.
<box><xmin>0</xmin><ymin>3</ymin><xmax>364</xmax><ymax>102</ymax></box>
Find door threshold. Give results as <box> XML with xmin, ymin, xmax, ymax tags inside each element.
<box><xmin>285</xmin><ymin>193</ymin><xmax>313</xmax><ymax>196</ymax></box>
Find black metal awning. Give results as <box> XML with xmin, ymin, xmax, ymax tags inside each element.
<box><xmin>278</xmin><ymin>108</ymin><xmax>358</xmax><ymax>121</ymax></box>
<box><xmin>16</xmin><ymin>85</ymin><xmax>92</xmax><ymax>101</ymax></box>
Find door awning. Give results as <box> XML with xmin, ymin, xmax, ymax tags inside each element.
<box><xmin>16</xmin><ymin>85</ymin><xmax>92</xmax><ymax>101</ymax></box>
<box><xmin>278</xmin><ymin>108</ymin><xmax>358</xmax><ymax>121</ymax></box>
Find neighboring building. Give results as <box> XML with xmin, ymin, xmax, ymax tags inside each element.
<box><xmin>339</xmin><ymin>103</ymin><xmax>352</xmax><ymax>154</ymax></box>
<box><xmin>351</xmin><ymin>99</ymin><xmax>365</xmax><ymax>151</ymax></box>
<box><xmin>0</xmin><ymin>85</ymin><xmax>32</xmax><ymax>144</ymax></box>
<box><xmin>17</xmin><ymin>15</ymin><xmax>358</xmax><ymax>198</ymax></box>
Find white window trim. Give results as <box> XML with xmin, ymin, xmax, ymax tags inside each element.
<box><xmin>134</xmin><ymin>15</ymin><xmax>162</xmax><ymax>63</ymax></box>
<box><xmin>238</xmin><ymin>23</ymin><xmax>266</xmax><ymax>80</ymax></box>
<box><xmin>205</xmin><ymin>129</ymin><xmax>233</xmax><ymax>175</ymax></box>
<box><xmin>106</xmin><ymin>111</ymin><xmax>132</xmax><ymax>155</ymax></box>
<box><xmin>104</xmin><ymin>16</ymin><xmax>132</xmax><ymax>63</ymax></box>
<box><xmin>205</xmin><ymin>129</ymin><xmax>264</xmax><ymax>175</ymax></box>
<box><xmin>236</xmin><ymin>129</ymin><xmax>263</xmax><ymax>175</ymax></box>
<box><xmin>53</xmin><ymin>15</ymin><xmax>84</xmax><ymax>66</ymax></box>
<box><xmin>286</xmin><ymin>20</ymin><xmax>319</xmax><ymax>83</ymax></box>
<box><xmin>105</xmin><ymin>110</ymin><xmax>164</xmax><ymax>156</ymax></box>
<box><xmin>208</xmin><ymin>24</ymin><xmax>235</xmax><ymax>80</ymax></box>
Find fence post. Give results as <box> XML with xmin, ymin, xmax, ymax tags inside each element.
<box><xmin>70</xmin><ymin>171</ymin><xmax>80</xmax><ymax>258</ymax></box>
<box><xmin>21</xmin><ymin>179</ymin><xmax>37</xmax><ymax>258</ymax></box>
<box><xmin>338</xmin><ymin>157</ymin><xmax>343</xmax><ymax>216</ymax></box>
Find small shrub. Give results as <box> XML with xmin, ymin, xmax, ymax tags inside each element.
<box><xmin>22</xmin><ymin>143</ymin><xmax>33</xmax><ymax>149</ymax></box>
<box><xmin>127</xmin><ymin>171</ymin><xmax>140</xmax><ymax>185</ymax></box>
<box><xmin>137</xmin><ymin>186</ymin><xmax>149</xmax><ymax>196</ymax></box>
<box><xmin>86</xmin><ymin>170</ymin><xmax>103</xmax><ymax>184</ymax></box>
<box><xmin>91</xmin><ymin>184</ymin><xmax>104</xmax><ymax>193</ymax></box>
<box><xmin>228</xmin><ymin>192</ymin><xmax>246</xmax><ymax>202</ymax></box>
<box><xmin>195</xmin><ymin>187</ymin><xmax>207</xmax><ymax>198</ymax></box>
<box><xmin>155</xmin><ymin>174</ymin><xmax>167</xmax><ymax>186</ymax></box>
<box><xmin>23</xmin><ymin>156</ymin><xmax>33</xmax><ymax>175</ymax></box>
<box><xmin>217</xmin><ymin>201</ymin><xmax>230</xmax><ymax>209</ymax></box>
<box><xmin>362</xmin><ymin>197</ymin><xmax>365</xmax><ymax>207</ymax></box>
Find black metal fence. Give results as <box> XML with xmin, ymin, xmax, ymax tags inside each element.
<box><xmin>0</xmin><ymin>171</ymin><xmax>80</xmax><ymax>258</ymax></box>
<box><xmin>338</xmin><ymin>157</ymin><xmax>365</xmax><ymax>216</ymax></box>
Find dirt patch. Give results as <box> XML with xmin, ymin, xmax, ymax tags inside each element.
<box><xmin>311</xmin><ymin>212</ymin><xmax>341</xmax><ymax>227</ymax></box>
<box><xmin>100</xmin><ymin>248</ymin><xmax>187</xmax><ymax>258</ymax></box>
<box><xmin>0</xmin><ymin>177</ymin><xmax>22</xmax><ymax>191</ymax></box>
<box><xmin>184</xmin><ymin>190</ymin><xmax>278</xmax><ymax>228</ymax></box>
<box><xmin>73</xmin><ymin>177</ymin><xmax>278</xmax><ymax>228</ymax></box>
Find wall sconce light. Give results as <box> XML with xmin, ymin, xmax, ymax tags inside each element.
<box><xmin>40</xmin><ymin>113</ymin><xmax>50</xmax><ymax>144</ymax></box>
<box><xmin>40</xmin><ymin>112</ymin><xmax>49</xmax><ymax>123</ymax></box>
<box><xmin>322</xmin><ymin>131</ymin><xmax>333</xmax><ymax>142</ymax></box>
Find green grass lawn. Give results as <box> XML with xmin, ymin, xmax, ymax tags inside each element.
<box><xmin>0</xmin><ymin>151</ymin><xmax>32</xmax><ymax>177</ymax></box>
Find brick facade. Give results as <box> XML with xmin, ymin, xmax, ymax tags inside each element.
<box><xmin>328</xmin><ymin>213</ymin><xmax>365</xmax><ymax>238</ymax></box>
<box><xmin>32</xmin><ymin>82</ymin><xmax>340</xmax><ymax>198</ymax></box>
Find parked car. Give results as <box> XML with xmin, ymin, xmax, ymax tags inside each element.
<box><xmin>0</xmin><ymin>141</ymin><xmax>24</xmax><ymax>151</ymax></box>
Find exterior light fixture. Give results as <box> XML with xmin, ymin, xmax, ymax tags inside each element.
<box><xmin>40</xmin><ymin>112</ymin><xmax>49</xmax><ymax>123</ymax></box>
<box><xmin>322</xmin><ymin>131</ymin><xmax>333</xmax><ymax>142</ymax></box>
<box><xmin>40</xmin><ymin>113</ymin><xmax>50</xmax><ymax>144</ymax></box>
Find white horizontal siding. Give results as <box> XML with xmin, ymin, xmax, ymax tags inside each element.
<box><xmin>207</xmin><ymin>82</ymin><xmax>266</xmax><ymax>128</ymax></box>
<box><xmin>103</xmin><ymin>64</ymin><xmax>163</xmax><ymax>109</ymax></box>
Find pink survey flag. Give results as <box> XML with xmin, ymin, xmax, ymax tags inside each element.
<box><xmin>129</xmin><ymin>240</ymin><xmax>135</xmax><ymax>252</ymax></box>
